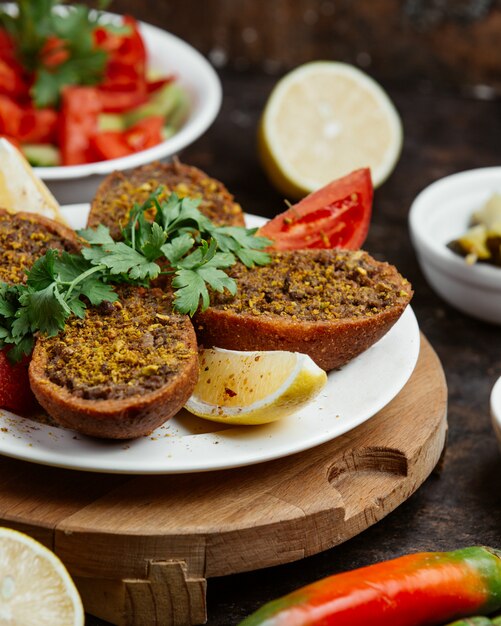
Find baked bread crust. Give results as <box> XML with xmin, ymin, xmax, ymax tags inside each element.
<box><xmin>29</xmin><ymin>287</ymin><xmax>199</xmax><ymax>439</ymax></box>
<box><xmin>0</xmin><ymin>208</ymin><xmax>79</xmax><ymax>284</ymax></box>
<box><xmin>88</xmin><ymin>160</ymin><xmax>245</xmax><ymax>239</ymax></box>
<box><xmin>195</xmin><ymin>249</ymin><xmax>413</xmax><ymax>371</ymax></box>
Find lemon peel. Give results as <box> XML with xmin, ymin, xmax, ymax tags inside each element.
<box><xmin>185</xmin><ymin>348</ymin><xmax>327</xmax><ymax>425</ymax></box>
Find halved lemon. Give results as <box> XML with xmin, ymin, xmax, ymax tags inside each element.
<box><xmin>185</xmin><ymin>348</ymin><xmax>327</xmax><ymax>425</ymax></box>
<box><xmin>259</xmin><ymin>61</ymin><xmax>403</xmax><ymax>199</ymax></box>
<box><xmin>0</xmin><ymin>138</ymin><xmax>67</xmax><ymax>225</ymax></box>
<box><xmin>0</xmin><ymin>526</ymin><xmax>84</xmax><ymax>626</ymax></box>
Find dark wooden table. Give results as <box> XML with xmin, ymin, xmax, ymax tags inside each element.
<box><xmin>81</xmin><ymin>65</ymin><xmax>501</xmax><ymax>624</ymax></box>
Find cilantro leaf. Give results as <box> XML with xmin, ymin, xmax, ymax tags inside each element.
<box><xmin>7</xmin><ymin>336</ymin><xmax>35</xmax><ymax>363</ymax></box>
<box><xmin>172</xmin><ymin>271</ymin><xmax>208</xmax><ymax>316</ymax></box>
<box><xmin>98</xmin><ymin>242</ymin><xmax>161</xmax><ymax>281</ymax></box>
<box><xmin>161</xmin><ymin>233</ymin><xmax>194</xmax><ymax>265</ymax></box>
<box><xmin>234</xmin><ymin>248</ymin><xmax>271</xmax><ymax>267</ymax></box>
<box><xmin>26</xmin><ymin>249</ymin><xmax>57</xmax><ymax>290</ymax></box>
<box><xmin>75</xmin><ymin>276</ymin><xmax>117</xmax><ymax>306</ymax></box>
<box><xmin>78</xmin><ymin>224</ymin><xmax>114</xmax><ymax>245</ymax></box>
<box><xmin>19</xmin><ymin>284</ymin><xmax>68</xmax><ymax>336</ymax></box>
<box><xmin>141</xmin><ymin>222</ymin><xmax>167</xmax><ymax>261</ymax></box>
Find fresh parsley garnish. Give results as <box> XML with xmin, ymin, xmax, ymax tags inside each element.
<box><xmin>80</xmin><ymin>190</ymin><xmax>272</xmax><ymax>315</ymax></box>
<box><xmin>0</xmin><ymin>189</ymin><xmax>272</xmax><ymax>362</ymax></box>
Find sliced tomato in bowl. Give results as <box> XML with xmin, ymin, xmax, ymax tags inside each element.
<box><xmin>259</xmin><ymin>168</ymin><xmax>373</xmax><ymax>250</ymax></box>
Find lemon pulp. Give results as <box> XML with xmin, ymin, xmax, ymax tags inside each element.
<box><xmin>260</xmin><ymin>61</ymin><xmax>402</xmax><ymax>199</ymax></box>
<box><xmin>185</xmin><ymin>348</ymin><xmax>327</xmax><ymax>425</ymax></box>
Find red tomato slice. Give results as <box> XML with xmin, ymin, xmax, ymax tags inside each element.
<box><xmin>124</xmin><ymin>116</ymin><xmax>164</xmax><ymax>151</ymax></box>
<box><xmin>0</xmin><ymin>350</ymin><xmax>38</xmax><ymax>414</ymax></box>
<box><xmin>59</xmin><ymin>86</ymin><xmax>101</xmax><ymax>165</ymax></box>
<box><xmin>90</xmin><ymin>116</ymin><xmax>164</xmax><ymax>161</ymax></box>
<box><xmin>96</xmin><ymin>88</ymin><xmax>148</xmax><ymax>113</ymax></box>
<box><xmin>259</xmin><ymin>169</ymin><xmax>373</xmax><ymax>250</ymax></box>
<box><xmin>18</xmin><ymin>107</ymin><xmax>58</xmax><ymax>144</ymax></box>
<box><xmin>90</xmin><ymin>131</ymin><xmax>133</xmax><ymax>161</ymax></box>
<box><xmin>0</xmin><ymin>95</ymin><xmax>23</xmax><ymax>137</ymax></box>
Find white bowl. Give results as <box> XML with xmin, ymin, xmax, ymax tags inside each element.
<box><xmin>409</xmin><ymin>167</ymin><xmax>501</xmax><ymax>324</ymax></box>
<box><xmin>490</xmin><ymin>377</ymin><xmax>501</xmax><ymax>449</ymax></box>
<box><xmin>34</xmin><ymin>13</ymin><xmax>222</xmax><ymax>204</ymax></box>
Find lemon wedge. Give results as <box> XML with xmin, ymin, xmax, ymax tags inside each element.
<box><xmin>0</xmin><ymin>138</ymin><xmax>67</xmax><ymax>225</ymax></box>
<box><xmin>185</xmin><ymin>348</ymin><xmax>327</xmax><ymax>425</ymax></box>
<box><xmin>259</xmin><ymin>61</ymin><xmax>403</xmax><ymax>199</ymax></box>
<box><xmin>0</xmin><ymin>527</ymin><xmax>84</xmax><ymax>626</ymax></box>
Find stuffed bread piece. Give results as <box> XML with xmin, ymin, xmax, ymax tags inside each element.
<box><xmin>0</xmin><ymin>208</ymin><xmax>79</xmax><ymax>284</ymax></box>
<box><xmin>88</xmin><ymin>160</ymin><xmax>245</xmax><ymax>240</ymax></box>
<box><xmin>194</xmin><ymin>249</ymin><xmax>413</xmax><ymax>372</ymax></box>
<box><xmin>29</xmin><ymin>286</ymin><xmax>198</xmax><ymax>439</ymax></box>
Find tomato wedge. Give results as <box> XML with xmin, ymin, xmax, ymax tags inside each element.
<box><xmin>0</xmin><ymin>349</ymin><xmax>38</xmax><ymax>414</ymax></box>
<box><xmin>89</xmin><ymin>116</ymin><xmax>164</xmax><ymax>161</ymax></box>
<box><xmin>259</xmin><ymin>169</ymin><xmax>373</xmax><ymax>250</ymax></box>
<box><xmin>59</xmin><ymin>86</ymin><xmax>101</xmax><ymax>165</ymax></box>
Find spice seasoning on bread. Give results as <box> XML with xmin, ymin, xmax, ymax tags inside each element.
<box><xmin>0</xmin><ymin>208</ymin><xmax>79</xmax><ymax>284</ymax></box>
<box><xmin>88</xmin><ymin>160</ymin><xmax>245</xmax><ymax>240</ymax></box>
<box><xmin>195</xmin><ymin>249</ymin><xmax>413</xmax><ymax>371</ymax></box>
<box><xmin>29</xmin><ymin>286</ymin><xmax>198</xmax><ymax>439</ymax></box>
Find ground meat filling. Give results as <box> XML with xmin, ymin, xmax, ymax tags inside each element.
<box><xmin>41</xmin><ymin>288</ymin><xmax>195</xmax><ymax>401</ymax></box>
<box><xmin>209</xmin><ymin>250</ymin><xmax>412</xmax><ymax>321</ymax></box>
<box><xmin>0</xmin><ymin>213</ymin><xmax>76</xmax><ymax>284</ymax></box>
<box><xmin>89</xmin><ymin>162</ymin><xmax>245</xmax><ymax>239</ymax></box>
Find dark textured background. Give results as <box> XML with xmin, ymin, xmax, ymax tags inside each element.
<box><xmin>81</xmin><ymin>1</ymin><xmax>501</xmax><ymax>624</ymax></box>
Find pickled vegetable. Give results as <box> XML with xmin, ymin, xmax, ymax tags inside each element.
<box><xmin>449</xmin><ymin>194</ymin><xmax>501</xmax><ymax>267</ymax></box>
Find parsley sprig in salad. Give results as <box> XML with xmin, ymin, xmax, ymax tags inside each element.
<box><xmin>0</xmin><ymin>0</ymin><xmax>119</xmax><ymax>108</ymax></box>
<box><xmin>0</xmin><ymin>190</ymin><xmax>272</xmax><ymax>362</ymax></box>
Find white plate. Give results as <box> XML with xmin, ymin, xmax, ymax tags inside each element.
<box><xmin>0</xmin><ymin>206</ymin><xmax>420</xmax><ymax>474</ymax></box>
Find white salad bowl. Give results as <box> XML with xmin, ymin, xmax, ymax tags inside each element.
<box><xmin>34</xmin><ymin>14</ymin><xmax>222</xmax><ymax>204</ymax></box>
<box><xmin>409</xmin><ymin>167</ymin><xmax>501</xmax><ymax>324</ymax></box>
<box><xmin>490</xmin><ymin>377</ymin><xmax>501</xmax><ymax>451</ymax></box>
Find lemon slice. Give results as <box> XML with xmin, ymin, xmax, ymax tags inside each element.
<box><xmin>0</xmin><ymin>138</ymin><xmax>68</xmax><ymax>225</ymax></box>
<box><xmin>259</xmin><ymin>61</ymin><xmax>403</xmax><ymax>198</ymax></box>
<box><xmin>0</xmin><ymin>527</ymin><xmax>84</xmax><ymax>626</ymax></box>
<box><xmin>185</xmin><ymin>348</ymin><xmax>327</xmax><ymax>425</ymax></box>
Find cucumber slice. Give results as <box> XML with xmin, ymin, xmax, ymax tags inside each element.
<box><xmin>124</xmin><ymin>83</ymin><xmax>187</xmax><ymax>126</ymax></box>
<box><xmin>22</xmin><ymin>144</ymin><xmax>61</xmax><ymax>167</ymax></box>
<box><xmin>98</xmin><ymin>113</ymin><xmax>125</xmax><ymax>132</ymax></box>
<box><xmin>165</xmin><ymin>90</ymin><xmax>190</xmax><ymax>130</ymax></box>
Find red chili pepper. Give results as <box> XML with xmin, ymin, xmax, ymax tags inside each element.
<box><xmin>239</xmin><ymin>547</ymin><xmax>501</xmax><ymax>626</ymax></box>
<box><xmin>59</xmin><ymin>86</ymin><xmax>101</xmax><ymax>165</ymax></box>
<box><xmin>0</xmin><ymin>350</ymin><xmax>38</xmax><ymax>414</ymax></box>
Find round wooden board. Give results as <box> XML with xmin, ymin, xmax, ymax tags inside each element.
<box><xmin>0</xmin><ymin>335</ymin><xmax>447</xmax><ymax>626</ymax></box>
